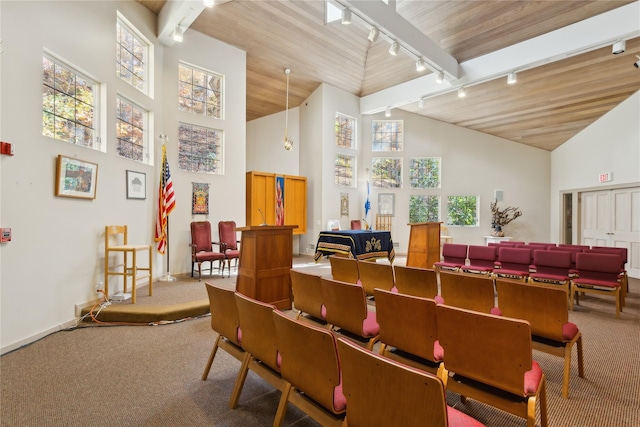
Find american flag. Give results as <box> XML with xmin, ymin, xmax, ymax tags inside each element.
<box><xmin>155</xmin><ymin>144</ymin><xmax>176</xmax><ymax>254</ymax></box>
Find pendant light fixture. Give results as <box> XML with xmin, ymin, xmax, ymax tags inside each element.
<box><xmin>283</xmin><ymin>68</ymin><xmax>293</xmax><ymax>151</ymax></box>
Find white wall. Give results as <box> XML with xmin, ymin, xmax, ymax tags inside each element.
<box><xmin>550</xmin><ymin>91</ymin><xmax>640</xmax><ymax>241</ymax></box>
<box><xmin>0</xmin><ymin>1</ymin><xmax>246</xmax><ymax>353</ymax></box>
<box><xmin>246</xmin><ymin>108</ymin><xmax>299</xmax><ymax>175</ymax></box>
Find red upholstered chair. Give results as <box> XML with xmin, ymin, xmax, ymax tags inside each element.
<box><xmin>439</xmin><ymin>271</ymin><xmax>501</xmax><ymax>315</ymax></box>
<box><xmin>459</xmin><ymin>245</ymin><xmax>497</xmax><ymax>275</ymax></box>
<box><xmin>493</xmin><ymin>247</ymin><xmax>532</xmax><ymax>281</ymax></box>
<box><xmin>529</xmin><ymin>249</ymin><xmax>572</xmax><ymax>291</ymax></box>
<box><xmin>549</xmin><ymin>245</ymin><xmax>585</xmax><ymax>271</ymax></box>
<box><xmin>350</xmin><ymin>219</ymin><xmax>362</xmax><ymax>230</ymax></box>
<box><xmin>588</xmin><ymin>247</ymin><xmax>628</xmax><ymax>300</ymax></box>
<box><xmin>218</xmin><ymin>221</ymin><xmax>240</xmax><ymax>278</ymax></box>
<box><xmin>526</xmin><ymin>242</ymin><xmax>557</xmax><ymax>249</ymax></box>
<box><xmin>434</xmin><ymin>243</ymin><xmax>468</xmax><ymax>272</ymax></box>
<box><xmin>190</xmin><ymin>221</ymin><xmax>225</xmax><ymax>280</ymax></box>
<box><xmin>571</xmin><ymin>252</ymin><xmax>623</xmax><ymax>318</ymax></box>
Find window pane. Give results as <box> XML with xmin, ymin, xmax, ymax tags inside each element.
<box><xmin>178</xmin><ymin>62</ymin><xmax>223</xmax><ymax>119</ymax></box>
<box><xmin>178</xmin><ymin>122</ymin><xmax>223</xmax><ymax>174</ymax></box>
<box><xmin>372</xmin><ymin>158</ymin><xmax>402</xmax><ymax>188</ymax></box>
<box><xmin>409</xmin><ymin>195</ymin><xmax>440</xmax><ymax>223</ymax></box>
<box><xmin>116</xmin><ymin>97</ymin><xmax>147</xmax><ymax>163</ymax></box>
<box><xmin>409</xmin><ymin>158</ymin><xmax>441</xmax><ymax>188</ymax></box>
<box><xmin>372</xmin><ymin>120</ymin><xmax>403</xmax><ymax>152</ymax></box>
<box><xmin>117</xmin><ymin>19</ymin><xmax>148</xmax><ymax>94</ymax></box>
<box><xmin>335</xmin><ymin>154</ymin><xmax>354</xmax><ymax>187</ymax></box>
<box><xmin>335</xmin><ymin>113</ymin><xmax>355</xmax><ymax>148</ymax></box>
<box><xmin>447</xmin><ymin>196</ymin><xmax>479</xmax><ymax>227</ymax></box>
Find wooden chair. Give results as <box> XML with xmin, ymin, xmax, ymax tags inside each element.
<box><xmin>495</xmin><ymin>279</ymin><xmax>584</xmax><ymax>399</ymax></box>
<box><xmin>290</xmin><ymin>269</ymin><xmax>325</xmax><ymax>323</ymax></box>
<box><xmin>439</xmin><ymin>271</ymin><xmax>500</xmax><ymax>314</ymax></box>
<box><xmin>434</xmin><ymin>243</ymin><xmax>468</xmax><ymax>272</ymax></box>
<box><xmin>190</xmin><ymin>221</ymin><xmax>225</xmax><ymax>280</ymax></box>
<box><xmin>329</xmin><ymin>255</ymin><xmax>359</xmax><ymax>284</ymax></box>
<box><xmin>202</xmin><ymin>283</ymin><xmax>245</xmax><ymax>381</ymax></box>
<box><xmin>459</xmin><ymin>245</ymin><xmax>496</xmax><ymax>275</ymax></box>
<box><xmin>375</xmin><ymin>213</ymin><xmax>392</xmax><ymax>232</ymax></box>
<box><xmin>571</xmin><ymin>252</ymin><xmax>623</xmax><ymax>318</ymax></box>
<box><xmin>104</xmin><ymin>225</ymin><xmax>152</xmax><ymax>304</ymax></box>
<box><xmin>436</xmin><ymin>304</ymin><xmax>548</xmax><ymax>427</ymax></box>
<box><xmin>393</xmin><ymin>264</ymin><xmax>438</xmax><ymax>298</ymax></box>
<box><xmin>356</xmin><ymin>259</ymin><xmax>394</xmax><ymax>297</ymax></box>
<box><xmin>528</xmin><ymin>249</ymin><xmax>572</xmax><ymax>292</ymax></box>
<box><xmin>271</xmin><ymin>310</ymin><xmax>346</xmax><ymax>427</ymax></box>
<box><xmin>350</xmin><ymin>219</ymin><xmax>362</xmax><ymax>230</ymax></box>
<box><xmin>492</xmin><ymin>247</ymin><xmax>532</xmax><ymax>281</ymax></box>
<box><xmin>229</xmin><ymin>293</ymin><xmax>289</xmax><ymax>412</ymax></box>
<box><xmin>374</xmin><ymin>288</ymin><xmax>442</xmax><ymax>374</ymax></box>
<box><xmin>320</xmin><ymin>277</ymin><xmax>379</xmax><ymax>349</ymax></box>
<box><xmin>588</xmin><ymin>247</ymin><xmax>628</xmax><ymax>301</ymax></box>
<box><xmin>217</xmin><ymin>220</ymin><xmax>240</xmax><ymax>277</ymax></box>
<box><xmin>337</xmin><ymin>337</ymin><xmax>486</xmax><ymax>427</ymax></box>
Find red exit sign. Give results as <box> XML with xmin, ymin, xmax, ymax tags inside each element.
<box><xmin>599</xmin><ymin>172</ymin><xmax>613</xmax><ymax>183</ymax></box>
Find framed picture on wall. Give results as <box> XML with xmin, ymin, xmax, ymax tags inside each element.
<box><xmin>378</xmin><ymin>193</ymin><xmax>395</xmax><ymax>216</ymax></box>
<box><xmin>55</xmin><ymin>155</ymin><xmax>98</xmax><ymax>199</ymax></box>
<box><xmin>126</xmin><ymin>170</ymin><xmax>146</xmax><ymax>200</ymax></box>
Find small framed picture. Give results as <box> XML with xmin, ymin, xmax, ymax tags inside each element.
<box><xmin>378</xmin><ymin>193</ymin><xmax>395</xmax><ymax>216</ymax></box>
<box><xmin>126</xmin><ymin>170</ymin><xmax>146</xmax><ymax>200</ymax></box>
<box><xmin>55</xmin><ymin>155</ymin><xmax>98</xmax><ymax>199</ymax></box>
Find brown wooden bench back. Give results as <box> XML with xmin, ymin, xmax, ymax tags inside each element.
<box><xmin>320</xmin><ymin>277</ymin><xmax>369</xmax><ymax>337</ymax></box>
<box><xmin>234</xmin><ymin>292</ymin><xmax>279</xmax><ymax>372</ymax></box>
<box><xmin>496</xmin><ymin>279</ymin><xmax>568</xmax><ymax>342</ymax></box>
<box><xmin>337</xmin><ymin>337</ymin><xmax>449</xmax><ymax>427</ymax></box>
<box><xmin>205</xmin><ymin>282</ymin><xmax>241</xmax><ymax>346</ymax></box>
<box><xmin>357</xmin><ymin>260</ymin><xmax>394</xmax><ymax>296</ymax></box>
<box><xmin>439</xmin><ymin>271</ymin><xmax>496</xmax><ymax>313</ymax></box>
<box><xmin>290</xmin><ymin>269</ymin><xmax>324</xmax><ymax>320</ymax></box>
<box><xmin>393</xmin><ymin>264</ymin><xmax>438</xmax><ymax>298</ymax></box>
<box><xmin>374</xmin><ymin>288</ymin><xmax>439</xmax><ymax>363</ymax></box>
<box><xmin>272</xmin><ymin>310</ymin><xmax>344</xmax><ymax>415</ymax></box>
<box><xmin>436</xmin><ymin>304</ymin><xmax>532</xmax><ymax>396</ymax></box>
<box><xmin>329</xmin><ymin>255</ymin><xmax>360</xmax><ymax>283</ymax></box>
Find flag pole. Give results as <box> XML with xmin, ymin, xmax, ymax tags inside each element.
<box><xmin>157</xmin><ymin>135</ymin><xmax>176</xmax><ymax>282</ymax></box>
<box><xmin>163</xmin><ymin>218</ymin><xmax>176</xmax><ymax>281</ymax></box>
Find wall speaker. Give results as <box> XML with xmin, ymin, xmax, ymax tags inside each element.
<box><xmin>494</xmin><ymin>190</ymin><xmax>504</xmax><ymax>202</ymax></box>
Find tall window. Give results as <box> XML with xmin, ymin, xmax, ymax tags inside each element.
<box><xmin>409</xmin><ymin>158</ymin><xmax>441</xmax><ymax>188</ymax></box>
<box><xmin>409</xmin><ymin>195</ymin><xmax>440</xmax><ymax>223</ymax></box>
<box><xmin>116</xmin><ymin>16</ymin><xmax>149</xmax><ymax>94</ymax></box>
<box><xmin>335</xmin><ymin>113</ymin><xmax>355</xmax><ymax>148</ymax></box>
<box><xmin>178</xmin><ymin>62</ymin><xmax>223</xmax><ymax>119</ymax></box>
<box><xmin>42</xmin><ymin>55</ymin><xmax>100</xmax><ymax>149</ymax></box>
<box><xmin>372</xmin><ymin>158</ymin><xmax>402</xmax><ymax>188</ymax></box>
<box><xmin>178</xmin><ymin>122</ymin><xmax>223</xmax><ymax>174</ymax></box>
<box><xmin>372</xmin><ymin>120</ymin><xmax>403</xmax><ymax>152</ymax></box>
<box><xmin>116</xmin><ymin>97</ymin><xmax>148</xmax><ymax>163</ymax></box>
<box><xmin>335</xmin><ymin>154</ymin><xmax>355</xmax><ymax>187</ymax></box>
<box><xmin>447</xmin><ymin>195</ymin><xmax>479</xmax><ymax>226</ymax></box>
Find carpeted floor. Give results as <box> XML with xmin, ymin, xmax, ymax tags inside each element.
<box><xmin>1</xmin><ymin>254</ymin><xmax>638</xmax><ymax>426</ymax></box>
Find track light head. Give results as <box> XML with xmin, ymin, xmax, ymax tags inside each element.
<box><xmin>202</xmin><ymin>0</ymin><xmax>215</xmax><ymax>7</ymax></box>
<box><xmin>416</xmin><ymin>59</ymin><xmax>426</xmax><ymax>72</ymax></box>
<box><xmin>385</xmin><ymin>107</ymin><xmax>391</xmax><ymax>117</ymax></box>
<box><xmin>612</xmin><ymin>40</ymin><xmax>625</xmax><ymax>55</ymax></box>
<box><xmin>368</xmin><ymin>26</ymin><xmax>380</xmax><ymax>43</ymax></box>
<box><xmin>634</xmin><ymin>55</ymin><xmax>640</xmax><ymax>69</ymax></box>
<box><xmin>458</xmin><ymin>87</ymin><xmax>466</xmax><ymax>98</ymax></box>
<box><xmin>435</xmin><ymin>71</ymin><xmax>444</xmax><ymax>83</ymax></box>
<box><xmin>341</xmin><ymin>8</ymin><xmax>352</xmax><ymax>25</ymax></box>
<box><xmin>507</xmin><ymin>72</ymin><xmax>517</xmax><ymax>85</ymax></box>
<box><xmin>418</xmin><ymin>98</ymin><xmax>425</xmax><ymax>109</ymax></box>
<box><xmin>389</xmin><ymin>41</ymin><xmax>399</xmax><ymax>56</ymax></box>
<box><xmin>172</xmin><ymin>25</ymin><xmax>184</xmax><ymax>43</ymax></box>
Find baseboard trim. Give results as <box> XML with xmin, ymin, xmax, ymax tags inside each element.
<box><xmin>1</xmin><ymin>319</ymin><xmax>78</xmax><ymax>356</ymax></box>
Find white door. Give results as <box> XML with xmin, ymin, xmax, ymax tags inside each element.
<box><xmin>580</xmin><ymin>187</ymin><xmax>640</xmax><ymax>278</ymax></box>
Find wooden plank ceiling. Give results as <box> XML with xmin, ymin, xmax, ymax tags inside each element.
<box><xmin>138</xmin><ymin>0</ymin><xmax>640</xmax><ymax>151</ymax></box>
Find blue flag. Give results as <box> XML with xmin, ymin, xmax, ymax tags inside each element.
<box><xmin>364</xmin><ymin>180</ymin><xmax>371</xmax><ymax>230</ymax></box>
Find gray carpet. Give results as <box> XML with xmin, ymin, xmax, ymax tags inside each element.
<box><xmin>1</xmin><ymin>255</ymin><xmax>638</xmax><ymax>426</ymax></box>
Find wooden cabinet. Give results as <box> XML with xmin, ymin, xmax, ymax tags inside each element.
<box><xmin>406</xmin><ymin>222</ymin><xmax>442</xmax><ymax>269</ymax></box>
<box><xmin>246</xmin><ymin>171</ymin><xmax>307</xmax><ymax>234</ymax></box>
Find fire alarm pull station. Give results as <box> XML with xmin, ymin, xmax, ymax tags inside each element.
<box><xmin>0</xmin><ymin>141</ymin><xmax>14</xmax><ymax>156</ymax></box>
<box><xmin>1</xmin><ymin>228</ymin><xmax>12</xmax><ymax>243</ymax></box>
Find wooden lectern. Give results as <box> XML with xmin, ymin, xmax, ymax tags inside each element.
<box><xmin>406</xmin><ymin>222</ymin><xmax>441</xmax><ymax>269</ymax></box>
<box><xmin>235</xmin><ymin>225</ymin><xmax>297</xmax><ymax>310</ymax></box>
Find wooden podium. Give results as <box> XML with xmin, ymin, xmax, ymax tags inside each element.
<box><xmin>235</xmin><ymin>225</ymin><xmax>297</xmax><ymax>310</ymax></box>
<box><xmin>406</xmin><ymin>222</ymin><xmax>441</xmax><ymax>269</ymax></box>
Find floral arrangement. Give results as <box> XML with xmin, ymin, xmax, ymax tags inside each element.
<box><xmin>490</xmin><ymin>199</ymin><xmax>522</xmax><ymax>236</ymax></box>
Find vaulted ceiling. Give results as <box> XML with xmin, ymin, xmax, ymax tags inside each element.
<box><xmin>138</xmin><ymin>0</ymin><xmax>640</xmax><ymax>151</ymax></box>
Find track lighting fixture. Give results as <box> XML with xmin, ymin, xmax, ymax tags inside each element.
<box><xmin>341</xmin><ymin>8</ymin><xmax>352</xmax><ymax>25</ymax></box>
<box><xmin>368</xmin><ymin>26</ymin><xmax>380</xmax><ymax>43</ymax></box>
<box><xmin>385</xmin><ymin>107</ymin><xmax>391</xmax><ymax>117</ymax></box>
<box><xmin>634</xmin><ymin>55</ymin><xmax>640</xmax><ymax>69</ymax></box>
<box><xmin>435</xmin><ymin>71</ymin><xmax>444</xmax><ymax>83</ymax></box>
<box><xmin>458</xmin><ymin>87</ymin><xmax>466</xmax><ymax>98</ymax></box>
<box><xmin>612</xmin><ymin>40</ymin><xmax>625</xmax><ymax>55</ymax></box>
<box><xmin>389</xmin><ymin>41</ymin><xmax>399</xmax><ymax>56</ymax></box>
<box><xmin>172</xmin><ymin>25</ymin><xmax>184</xmax><ymax>43</ymax></box>
<box><xmin>418</xmin><ymin>98</ymin><xmax>425</xmax><ymax>109</ymax></box>
<box><xmin>202</xmin><ymin>0</ymin><xmax>215</xmax><ymax>7</ymax></box>
<box><xmin>416</xmin><ymin>59</ymin><xmax>426</xmax><ymax>72</ymax></box>
<box><xmin>507</xmin><ymin>72</ymin><xmax>517</xmax><ymax>85</ymax></box>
